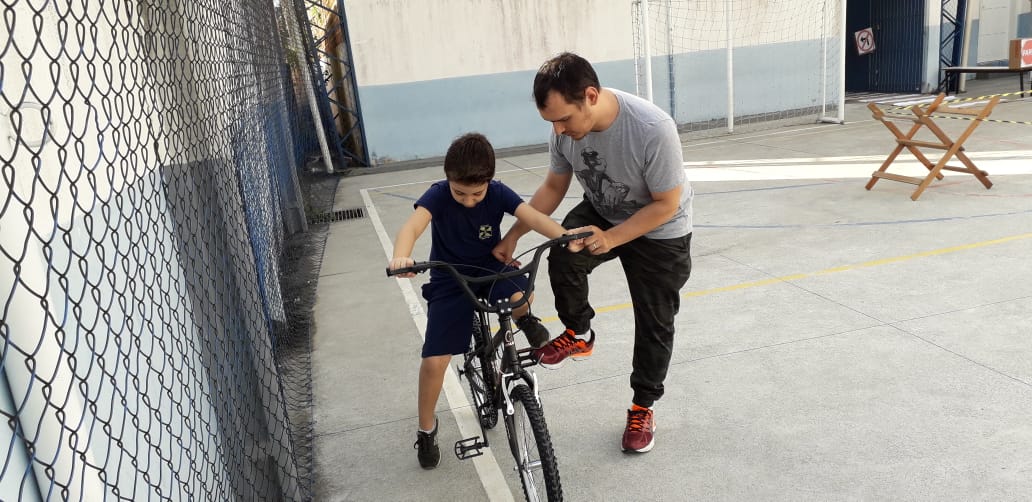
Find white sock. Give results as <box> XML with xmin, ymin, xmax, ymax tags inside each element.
<box><xmin>419</xmin><ymin>418</ymin><xmax>437</xmax><ymax>434</ymax></box>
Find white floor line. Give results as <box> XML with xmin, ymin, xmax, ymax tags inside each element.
<box><xmin>677</xmin><ymin>122</ymin><xmax>874</xmax><ymax>150</ymax></box>
<box><xmin>369</xmin><ymin>164</ymin><xmax>550</xmax><ymax>191</ymax></box>
<box><xmin>361</xmin><ymin>189</ymin><xmax>515</xmax><ymax>502</ymax></box>
<box><xmin>367</xmin><ymin>149</ymin><xmax>1032</xmax><ymax>192</ymax></box>
<box><xmin>682</xmin><ymin>155</ymin><xmax>1032</xmax><ymax>182</ymax></box>
<box><xmin>854</xmin><ymin>93</ymin><xmax>924</xmax><ymax>103</ymax></box>
<box><xmin>947</xmin><ymin>100</ymin><xmax>991</xmax><ymax>108</ymax></box>
<box><xmin>682</xmin><ymin>150</ymin><xmax>1032</xmax><ymax>168</ymax></box>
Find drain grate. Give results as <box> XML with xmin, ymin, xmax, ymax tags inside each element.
<box><xmin>308</xmin><ymin>207</ymin><xmax>365</xmax><ymax>224</ymax></box>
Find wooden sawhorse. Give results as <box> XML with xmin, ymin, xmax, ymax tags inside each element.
<box><xmin>866</xmin><ymin>93</ymin><xmax>1000</xmax><ymax>201</ymax></box>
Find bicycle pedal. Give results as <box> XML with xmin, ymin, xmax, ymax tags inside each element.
<box><xmin>516</xmin><ymin>348</ymin><xmax>539</xmax><ymax>368</ymax></box>
<box><xmin>454</xmin><ymin>437</ymin><xmax>485</xmax><ymax>460</ymax></box>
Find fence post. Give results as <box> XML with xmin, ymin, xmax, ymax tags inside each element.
<box><xmin>640</xmin><ymin>0</ymin><xmax>654</xmax><ymax>103</ymax></box>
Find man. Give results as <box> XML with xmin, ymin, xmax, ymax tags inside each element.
<box><xmin>493</xmin><ymin>52</ymin><xmax>693</xmax><ymax>453</ymax></box>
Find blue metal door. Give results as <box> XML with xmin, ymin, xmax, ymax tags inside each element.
<box><xmin>846</xmin><ymin>0</ymin><xmax>925</xmax><ymax>92</ymax></box>
<box><xmin>869</xmin><ymin>1</ymin><xmax>925</xmax><ymax>92</ymax></box>
<box><xmin>845</xmin><ymin>0</ymin><xmax>873</xmax><ymax>91</ymax></box>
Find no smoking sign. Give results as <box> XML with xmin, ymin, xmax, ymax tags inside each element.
<box><xmin>854</xmin><ymin>27</ymin><xmax>876</xmax><ymax>56</ymax></box>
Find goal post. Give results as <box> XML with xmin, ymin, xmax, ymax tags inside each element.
<box><xmin>633</xmin><ymin>0</ymin><xmax>846</xmax><ymax>134</ymax></box>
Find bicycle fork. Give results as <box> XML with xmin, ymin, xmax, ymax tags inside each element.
<box><xmin>454</xmin><ymin>309</ymin><xmax>543</xmax><ymax>461</ymax></box>
<box><xmin>456</xmin><ymin>366</ymin><xmax>546</xmax><ymax>457</ymax></box>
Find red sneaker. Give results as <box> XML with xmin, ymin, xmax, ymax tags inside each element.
<box><xmin>533</xmin><ymin>329</ymin><xmax>594</xmax><ymax>369</ymax></box>
<box><xmin>621</xmin><ymin>405</ymin><xmax>656</xmax><ymax>453</ymax></box>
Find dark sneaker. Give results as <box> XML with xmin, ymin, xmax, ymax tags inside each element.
<box><xmin>515</xmin><ymin>314</ymin><xmax>550</xmax><ymax>348</ymax></box>
<box><xmin>621</xmin><ymin>406</ymin><xmax>656</xmax><ymax>453</ymax></box>
<box><xmin>534</xmin><ymin>329</ymin><xmax>594</xmax><ymax>369</ymax></box>
<box><xmin>413</xmin><ymin>420</ymin><xmax>441</xmax><ymax>469</ymax></box>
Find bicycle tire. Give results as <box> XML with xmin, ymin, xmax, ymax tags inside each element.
<box><xmin>505</xmin><ymin>384</ymin><xmax>562</xmax><ymax>502</ymax></box>
<box><xmin>465</xmin><ymin>312</ymin><xmax>498</xmax><ymax>429</ymax></box>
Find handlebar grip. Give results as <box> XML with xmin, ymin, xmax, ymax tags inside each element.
<box><xmin>386</xmin><ymin>261</ymin><xmax>431</xmax><ymax>277</ymax></box>
<box><xmin>562</xmin><ymin>231</ymin><xmax>594</xmax><ymax>242</ymax></box>
<box><xmin>553</xmin><ymin>231</ymin><xmax>594</xmax><ymax>247</ymax></box>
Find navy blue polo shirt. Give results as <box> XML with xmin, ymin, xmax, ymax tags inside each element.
<box><xmin>416</xmin><ymin>180</ymin><xmax>524</xmax><ymax>280</ymax></box>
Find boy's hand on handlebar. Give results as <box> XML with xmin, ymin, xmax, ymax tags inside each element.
<box><xmin>388</xmin><ymin>257</ymin><xmax>416</xmax><ymax>278</ymax></box>
<box><xmin>492</xmin><ymin>236</ymin><xmax>520</xmax><ymax>267</ymax></box>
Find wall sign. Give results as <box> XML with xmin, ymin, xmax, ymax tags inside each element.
<box><xmin>855</xmin><ymin>28</ymin><xmax>876</xmax><ymax>56</ymax></box>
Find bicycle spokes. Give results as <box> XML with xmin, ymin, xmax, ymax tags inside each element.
<box><xmin>507</xmin><ymin>384</ymin><xmax>562</xmax><ymax>501</ymax></box>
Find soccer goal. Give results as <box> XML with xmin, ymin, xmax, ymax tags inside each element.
<box><xmin>632</xmin><ymin>0</ymin><xmax>846</xmax><ymax>134</ymax></box>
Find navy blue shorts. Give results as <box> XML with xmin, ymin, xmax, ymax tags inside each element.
<box><xmin>421</xmin><ymin>261</ymin><xmax>528</xmax><ymax>358</ymax></box>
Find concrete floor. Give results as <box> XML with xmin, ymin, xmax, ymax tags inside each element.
<box><xmin>312</xmin><ymin>78</ymin><xmax>1032</xmax><ymax>501</ymax></box>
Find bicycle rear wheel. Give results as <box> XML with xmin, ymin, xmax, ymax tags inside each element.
<box><xmin>505</xmin><ymin>384</ymin><xmax>562</xmax><ymax>501</ymax></box>
<box><xmin>465</xmin><ymin>312</ymin><xmax>498</xmax><ymax>429</ymax></box>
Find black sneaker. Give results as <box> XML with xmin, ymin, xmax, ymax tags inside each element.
<box><xmin>516</xmin><ymin>315</ymin><xmax>550</xmax><ymax>349</ymax></box>
<box><xmin>413</xmin><ymin>419</ymin><xmax>440</xmax><ymax>469</ymax></box>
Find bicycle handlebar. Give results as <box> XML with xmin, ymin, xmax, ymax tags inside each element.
<box><xmin>386</xmin><ymin>231</ymin><xmax>593</xmax><ymax>314</ymax></box>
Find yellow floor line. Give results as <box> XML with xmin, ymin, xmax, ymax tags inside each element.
<box><xmin>536</xmin><ymin>232</ymin><xmax>1032</xmax><ymax>324</ymax></box>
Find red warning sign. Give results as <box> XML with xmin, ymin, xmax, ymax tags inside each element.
<box><xmin>1009</xmin><ymin>38</ymin><xmax>1032</xmax><ymax>68</ymax></box>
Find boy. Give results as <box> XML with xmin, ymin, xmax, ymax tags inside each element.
<box><xmin>388</xmin><ymin>132</ymin><xmax>581</xmax><ymax>469</ymax></box>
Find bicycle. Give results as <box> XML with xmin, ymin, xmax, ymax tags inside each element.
<box><xmin>386</xmin><ymin>231</ymin><xmax>590</xmax><ymax>502</ymax></box>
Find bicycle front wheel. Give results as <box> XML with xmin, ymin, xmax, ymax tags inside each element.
<box><xmin>505</xmin><ymin>384</ymin><xmax>562</xmax><ymax>501</ymax></box>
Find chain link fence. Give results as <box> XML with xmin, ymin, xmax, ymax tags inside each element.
<box><xmin>1</xmin><ymin>0</ymin><xmax>337</xmax><ymax>499</ymax></box>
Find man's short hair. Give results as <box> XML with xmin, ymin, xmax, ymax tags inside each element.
<box><xmin>444</xmin><ymin>132</ymin><xmax>495</xmax><ymax>184</ymax></box>
<box><xmin>533</xmin><ymin>52</ymin><xmax>601</xmax><ymax>109</ymax></box>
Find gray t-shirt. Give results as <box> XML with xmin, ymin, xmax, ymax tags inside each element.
<box><xmin>550</xmin><ymin>88</ymin><xmax>693</xmax><ymax>239</ymax></box>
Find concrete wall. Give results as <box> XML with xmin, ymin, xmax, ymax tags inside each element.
<box><xmin>345</xmin><ymin>0</ymin><xmax>634</xmax><ymax>164</ymax></box>
<box><xmin>346</xmin><ymin>0</ymin><xmax>845</xmax><ymax>164</ymax></box>
<box><xmin>966</xmin><ymin>0</ymin><xmax>1032</xmax><ymax>65</ymax></box>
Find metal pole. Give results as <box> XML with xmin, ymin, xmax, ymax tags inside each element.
<box><xmin>335</xmin><ymin>0</ymin><xmax>371</xmax><ymax>166</ymax></box>
<box><xmin>821</xmin><ymin>0</ymin><xmax>829</xmax><ymax>118</ymax></box>
<box><xmin>821</xmin><ymin>0</ymin><xmax>848</xmax><ymax>124</ymax></box>
<box><xmin>286</xmin><ymin>0</ymin><xmax>335</xmax><ymax>173</ymax></box>
<box><xmin>665</xmin><ymin>0</ymin><xmax>676</xmax><ymax>118</ymax></box>
<box><xmin>641</xmin><ymin>0</ymin><xmax>655</xmax><ymax>103</ymax></box>
<box><xmin>959</xmin><ymin>0</ymin><xmax>973</xmax><ymax>93</ymax></box>
<box><xmin>726</xmin><ymin>0</ymin><xmax>734</xmax><ymax>133</ymax></box>
<box><xmin>837</xmin><ymin>0</ymin><xmax>847</xmax><ymax>122</ymax></box>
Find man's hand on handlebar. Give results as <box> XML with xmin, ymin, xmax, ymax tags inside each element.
<box><xmin>388</xmin><ymin>257</ymin><xmax>416</xmax><ymax>278</ymax></box>
<box><xmin>570</xmin><ymin>225</ymin><xmax>608</xmax><ymax>254</ymax></box>
<box><xmin>492</xmin><ymin>230</ymin><xmax>592</xmax><ymax>266</ymax></box>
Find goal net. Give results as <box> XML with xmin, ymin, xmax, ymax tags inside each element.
<box><xmin>632</xmin><ymin>0</ymin><xmax>845</xmax><ymax>134</ymax></box>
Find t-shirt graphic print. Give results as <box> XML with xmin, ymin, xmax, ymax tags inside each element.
<box><xmin>575</xmin><ymin>147</ymin><xmax>646</xmax><ymax>220</ymax></box>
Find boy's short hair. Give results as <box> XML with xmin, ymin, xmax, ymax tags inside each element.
<box><xmin>533</xmin><ymin>52</ymin><xmax>601</xmax><ymax>109</ymax></box>
<box><xmin>444</xmin><ymin>133</ymin><xmax>495</xmax><ymax>184</ymax></box>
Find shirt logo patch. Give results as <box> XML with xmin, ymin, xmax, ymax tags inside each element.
<box><xmin>479</xmin><ymin>225</ymin><xmax>493</xmax><ymax>240</ymax></box>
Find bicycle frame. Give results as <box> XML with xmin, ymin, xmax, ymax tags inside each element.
<box><xmin>387</xmin><ymin>232</ymin><xmax>589</xmax><ymax>501</ymax></box>
<box><xmin>466</xmin><ymin>296</ymin><xmax>543</xmax><ymax>452</ymax></box>
<box><xmin>451</xmin><ymin>234</ymin><xmax>590</xmax><ymax>458</ymax></box>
